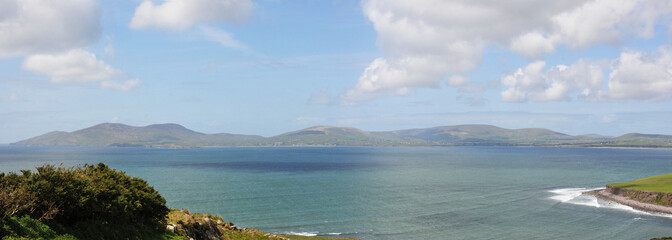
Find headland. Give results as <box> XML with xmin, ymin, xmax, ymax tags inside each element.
<box><xmin>586</xmin><ymin>173</ymin><xmax>672</xmax><ymax>214</ymax></box>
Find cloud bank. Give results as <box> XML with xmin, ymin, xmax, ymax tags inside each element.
<box><xmin>501</xmin><ymin>60</ymin><xmax>605</xmax><ymax>102</ymax></box>
<box><xmin>0</xmin><ymin>0</ymin><xmax>102</xmax><ymax>58</ymax></box>
<box><xmin>341</xmin><ymin>0</ymin><xmax>672</xmax><ymax>104</ymax></box>
<box><xmin>1</xmin><ymin>0</ymin><xmax>139</xmax><ymax>90</ymax></box>
<box><xmin>23</xmin><ymin>50</ymin><xmax>120</xmax><ymax>83</ymax></box>
<box><xmin>501</xmin><ymin>47</ymin><xmax>672</xmax><ymax>102</ymax></box>
<box><xmin>129</xmin><ymin>0</ymin><xmax>253</xmax><ymax>30</ymax></box>
<box><xmin>608</xmin><ymin>47</ymin><xmax>672</xmax><ymax>101</ymax></box>
<box><xmin>129</xmin><ymin>0</ymin><xmax>253</xmax><ymax>50</ymax></box>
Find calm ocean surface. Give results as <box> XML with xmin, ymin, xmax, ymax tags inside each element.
<box><xmin>2</xmin><ymin>145</ymin><xmax>672</xmax><ymax>239</ymax></box>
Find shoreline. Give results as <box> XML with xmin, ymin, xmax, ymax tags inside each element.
<box><xmin>585</xmin><ymin>189</ymin><xmax>672</xmax><ymax>215</ymax></box>
<box><xmin>6</xmin><ymin>144</ymin><xmax>672</xmax><ymax>150</ymax></box>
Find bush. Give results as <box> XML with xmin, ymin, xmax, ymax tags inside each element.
<box><xmin>0</xmin><ymin>163</ymin><xmax>170</xmax><ymax>239</ymax></box>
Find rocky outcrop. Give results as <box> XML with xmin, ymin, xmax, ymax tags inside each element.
<box><xmin>587</xmin><ymin>187</ymin><xmax>672</xmax><ymax>215</ymax></box>
<box><xmin>605</xmin><ymin>186</ymin><xmax>672</xmax><ymax>207</ymax></box>
<box><xmin>166</xmin><ymin>209</ymin><xmax>288</xmax><ymax>240</ymax></box>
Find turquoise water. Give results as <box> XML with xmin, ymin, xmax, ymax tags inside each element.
<box><xmin>2</xmin><ymin>146</ymin><xmax>672</xmax><ymax>239</ymax></box>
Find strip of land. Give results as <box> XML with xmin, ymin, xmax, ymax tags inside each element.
<box><xmin>585</xmin><ymin>173</ymin><xmax>672</xmax><ymax>215</ymax></box>
<box><xmin>12</xmin><ymin>122</ymin><xmax>672</xmax><ymax>148</ymax></box>
<box><xmin>586</xmin><ymin>189</ymin><xmax>672</xmax><ymax>215</ymax></box>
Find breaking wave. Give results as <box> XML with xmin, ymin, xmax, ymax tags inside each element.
<box><xmin>548</xmin><ymin>187</ymin><xmax>672</xmax><ymax>219</ymax></box>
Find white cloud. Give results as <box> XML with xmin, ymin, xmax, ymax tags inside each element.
<box><xmin>129</xmin><ymin>0</ymin><xmax>253</xmax><ymax>30</ymax></box>
<box><xmin>552</xmin><ymin>0</ymin><xmax>638</xmax><ymax>48</ymax></box>
<box><xmin>101</xmin><ymin>79</ymin><xmax>141</xmax><ymax>91</ymax></box>
<box><xmin>341</xmin><ymin>0</ymin><xmax>590</xmax><ymax>104</ymax></box>
<box><xmin>0</xmin><ymin>0</ymin><xmax>140</xmax><ymax>91</ymax></box>
<box><xmin>0</xmin><ymin>0</ymin><xmax>101</xmax><ymax>58</ymax></box>
<box><xmin>23</xmin><ymin>50</ymin><xmax>120</xmax><ymax>83</ymax></box>
<box><xmin>0</xmin><ymin>0</ymin><xmax>18</xmax><ymax>21</ymax></box>
<box><xmin>501</xmin><ymin>61</ymin><xmax>547</xmax><ymax>102</ymax></box>
<box><xmin>199</xmin><ymin>26</ymin><xmax>247</xmax><ymax>50</ymax></box>
<box><xmin>341</xmin><ymin>57</ymin><xmax>454</xmax><ymax>104</ymax></box>
<box><xmin>344</xmin><ymin>0</ymin><xmax>672</xmax><ymax>104</ymax></box>
<box><xmin>502</xmin><ymin>46</ymin><xmax>672</xmax><ymax>102</ymax></box>
<box><xmin>446</xmin><ymin>75</ymin><xmax>470</xmax><ymax>87</ymax></box>
<box><xmin>509</xmin><ymin>32</ymin><xmax>558</xmax><ymax>59</ymax></box>
<box><xmin>501</xmin><ymin>60</ymin><xmax>605</xmax><ymax>102</ymax></box>
<box><xmin>512</xmin><ymin>0</ymin><xmax>672</xmax><ymax>55</ymax></box>
<box><xmin>22</xmin><ymin>49</ymin><xmax>141</xmax><ymax>91</ymax></box>
<box><xmin>608</xmin><ymin>47</ymin><xmax>672</xmax><ymax>101</ymax></box>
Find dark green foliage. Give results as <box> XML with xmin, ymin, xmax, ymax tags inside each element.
<box><xmin>0</xmin><ymin>215</ymin><xmax>182</xmax><ymax>240</ymax></box>
<box><xmin>0</xmin><ymin>163</ymin><xmax>170</xmax><ymax>239</ymax></box>
<box><xmin>61</xmin><ymin>221</ymin><xmax>182</xmax><ymax>240</ymax></box>
<box><xmin>0</xmin><ymin>215</ymin><xmax>76</xmax><ymax>240</ymax></box>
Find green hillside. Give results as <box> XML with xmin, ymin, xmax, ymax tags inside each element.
<box><xmin>386</xmin><ymin>124</ymin><xmax>577</xmax><ymax>145</ymax></box>
<box><xmin>607</xmin><ymin>173</ymin><xmax>672</xmax><ymax>193</ymax></box>
<box><xmin>14</xmin><ymin>123</ymin><xmax>265</xmax><ymax>148</ymax></box>
<box><xmin>266</xmin><ymin>126</ymin><xmax>424</xmax><ymax>146</ymax></box>
<box><xmin>12</xmin><ymin>123</ymin><xmax>672</xmax><ymax>148</ymax></box>
<box><xmin>606</xmin><ymin>133</ymin><xmax>672</xmax><ymax>147</ymax></box>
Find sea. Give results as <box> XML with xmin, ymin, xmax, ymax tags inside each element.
<box><xmin>2</xmin><ymin>145</ymin><xmax>672</xmax><ymax>239</ymax></box>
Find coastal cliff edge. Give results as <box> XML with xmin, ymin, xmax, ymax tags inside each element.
<box><xmin>586</xmin><ymin>186</ymin><xmax>672</xmax><ymax>214</ymax></box>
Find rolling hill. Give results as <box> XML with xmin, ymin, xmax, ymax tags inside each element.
<box><xmin>266</xmin><ymin>126</ymin><xmax>425</xmax><ymax>146</ymax></box>
<box><xmin>384</xmin><ymin>124</ymin><xmax>577</xmax><ymax>145</ymax></box>
<box><xmin>12</xmin><ymin>123</ymin><xmax>672</xmax><ymax>148</ymax></box>
<box><xmin>13</xmin><ymin>123</ymin><xmax>264</xmax><ymax>148</ymax></box>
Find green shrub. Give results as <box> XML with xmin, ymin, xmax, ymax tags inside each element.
<box><xmin>0</xmin><ymin>163</ymin><xmax>170</xmax><ymax>239</ymax></box>
<box><xmin>0</xmin><ymin>215</ymin><xmax>76</xmax><ymax>240</ymax></box>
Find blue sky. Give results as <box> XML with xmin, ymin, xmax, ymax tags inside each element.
<box><xmin>1</xmin><ymin>0</ymin><xmax>672</xmax><ymax>143</ymax></box>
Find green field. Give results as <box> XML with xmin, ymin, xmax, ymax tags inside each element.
<box><xmin>607</xmin><ymin>173</ymin><xmax>672</xmax><ymax>193</ymax></box>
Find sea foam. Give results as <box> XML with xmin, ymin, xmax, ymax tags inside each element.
<box><xmin>548</xmin><ymin>188</ymin><xmax>672</xmax><ymax>219</ymax></box>
<box><xmin>284</xmin><ymin>231</ymin><xmax>318</xmax><ymax>236</ymax></box>
<box><xmin>283</xmin><ymin>231</ymin><xmax>342</xmax><ymax>237</ymax></box>
<box><xmin>549</xmin><ymin>187</ymin><xmax>601</xmax><ymax>207</ymax></box>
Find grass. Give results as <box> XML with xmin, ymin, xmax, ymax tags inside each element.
<box><xmin>607</xmin><ymin>173</ymin><xmax>672</xmax><ymax>193</ymax></box>
<box><xmin>0</xmin><ymin>215</ymin><xmax>77</xmax><ymax>240</ymax></box>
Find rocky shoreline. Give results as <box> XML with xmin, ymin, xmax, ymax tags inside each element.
<box><xmin>166</xmin><ymin>209</ymin><xmax>360</xmax><ymax>240</ymax></box>
<box><xmin>585</xmin><ymin>188</ymin><xmax>672</xmax><ymax>215</ymax></box>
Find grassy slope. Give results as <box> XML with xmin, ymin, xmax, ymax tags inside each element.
<box><xmin>15</xmin><ymin>123</ymin><xmax>265</xmax><ymax>147</ymax></box>
<box><xmin>388</xmin><ymin>124</ymin><xmax>576</xmax><ymax>144</ymax></box>
<box><xmin>607</xmin><ymin>173</ymin><xmax>672</xmax><ymax>193</ymax></box>
<box><xmin>607</xmin><ymin>133</ymin><xmax>672</xmax><ymax>147</ymax></box>
<box><xmin>267</xmin><ymin>126</ymin><xmax>425</xmax><ymax>146</ymax></box>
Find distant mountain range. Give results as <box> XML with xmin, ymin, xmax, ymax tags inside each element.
<box><xmin>12</xmin><ymin>123</ymin><xmax>672</xmax><ymax>148</ymax></box>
